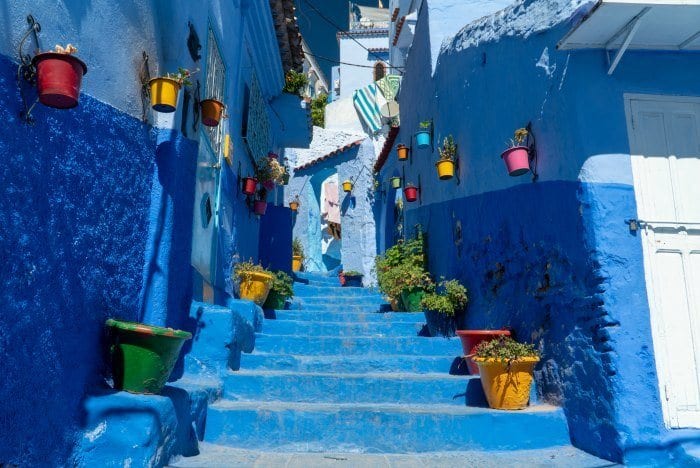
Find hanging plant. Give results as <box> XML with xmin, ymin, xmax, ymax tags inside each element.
<box><xmin>256</xmin><ymin>156</ymin><xmax>287</xmax><ymax>190</ymax></box>
<box><xmin>390</xmin><ymin>176</ymin><xmax>402</xmax><ymax>189</ymax></box>
<box><xmin>282</xmin><ymin>70</ymin><xmax>309</xmax><ymax>96</ymax></box>
<box><xmin>435</xmin><ymin>135</ymin><xmax>457</xmax><ymax>180</ymax></box>
<box><xmin>32</xmin><ymin>44</ymin><xmax>88</xmax><ymax>109</ymax></box>
<box><xmin>342</xmin><ymin>180</ymin><xmax>353</xmax><ymax>193</ymax></box>
<box><xmin>416</xmin><ymin>120</ymin><xmax>432</xmax><ymax>149</ymax></box>
<box><xmin>200</xmin><ymin>98</ymin><xmax>225</xmax><ymax>126</ymax></box>
<box><xmin>289</xmin><ymin>195</ymin><xmax>300</xmax><ymax>212</ymax></box>
<box><xmin>241</xmin><ymin>176</ymin><xmax>258</xmax><ymax>195</ymax></box>
<box><xmin>149</xmin><ymin>67</ymin><xmax>197</xmax><ymax>113</ymax></box>
<box><xmin>404</xmin><ymin>183</ymin><xmax>418</xmax><ymax>202</ymax></box>
<box><xmin>501</xmin><ymin>128</ymin><xmax>531</xmax><ymax>176</ymax></box>
<box><xmin>397</xmin><ymin>144</ymin><xmax>409</xmax><ymax>161</ymax></box>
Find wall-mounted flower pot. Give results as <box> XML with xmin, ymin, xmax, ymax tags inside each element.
<box><xmin>200</xmin><ymin>98</ymin><xmax>224</xmax><ymax>126</ymax></box>
<box><xmin>390</xmin><ymin>177</ymin><xmax>402</xmax><ymax>189</ymax></box>
<box><xmin>474</xmin><ymin>357</ymin><xmax>539</xmax><ymax>410</ymax></box>
<box><xmin>32</xmin><ymin>53</ymin><xmax>88</xmax><ymax>109</ymax></box>
<box><xmin>242</xmin><ymin>177</ymin><xmax>258</xmax><ymax>195</ymax></box>
<box><xmin>435</xmin><ymin>160</ymin><xmax>455</xmax><ymax>180</ymax></box>
<box><xmin>281</xmin><ymin>173</ymin><xmax>290</xmax><ymax>185</ymax></box>
<box><xmin>268</xmin><ymin>152</ymin><xmax>278</xmax><ymax>159</ymax></box>
<box><xmin>400</xmin><ymin>287</ymin><xmax>425</xmax><ymax>312</ymax></box>
<box><xmin>106</xmin><ymin>319</ymin><xmax>192</xmax><ymax>395</ymax></box>
<box><xmin>148</xmin><ymin>77</ymin><xmax>181</xmax><ymax>113</ymax></box>
<box><xmin>253</xmin><ymin>200</ymin><xmax>267</xmax><ymax>215</ymax></box>
<box><xmin>404</xmin><ymin>185</ymin><xmax>418</xmax><ymax>202</ymax></box>
<box><xmin>342</xmin><ymin>180</ymin><xmax>353</xmax><ymax>193</ymax></box>
<box><xmin>263</xmin><ymin>180</ymin><xmax>275</xmax><ymax>191</ymax></box>
<box><xmin>239</xmin><ymin>271</ymin><xmax>273</xmax><ymax>305</ymax></box>
<box><xmin>424</xmin><ymin>310</ymin><xmax>456</xmax><ymax>337</ymax></box>
<box><xmin>397</xmin><ymin>144</ymin><xmax>409</xmax><ymax>161</ymax></box>
<box><xmin>263</xmin><ymin>290</ymin><xmax>287</xmax><ymax>310</ymax></box>
<box><xmin>342</xmin><ymin>274</ymin><xmax>363</xmax><ymax>287</ymax></box>
<box><xmin>416</xmin><ymin>130</ymin><xmax>431</xmax><ymax>149</ymax></box>
<box><xmin>501</xmin><ymin>146</ymin><xmax>530</xmax><ymax>176</ymax></box>
<box><xmin>292</xmin><ymin>255</ymin><xmax>303</xmax><ymax>272</ymax></box>
<box><xmin>455</xmin><ymin>329</ymin><xmax>511</xmax><ymax>375</ymax></box>
<box><xmin>289</xmin><ymin>201</ymin><xmax>300</xmax><ymax>212</ymax></box>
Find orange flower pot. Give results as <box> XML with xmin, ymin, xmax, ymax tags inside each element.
<box><xmin>474</xmin><ymin>357</ymin><xmax>539</xmax><ymax>410</ymax></box>
<box><xmin>289</xmin><ymin>201</ymin><xmax>300</xmax><ymax>212</ymax></box>
<box><xmin>397</xmin><ymin>144</ymin><xmax>409</xmax><ymax>161</ymax></box>
<box><xmin>201</xmin><ymin>99</ymin><xmax>225</xmax><ymax>126</ymax></box>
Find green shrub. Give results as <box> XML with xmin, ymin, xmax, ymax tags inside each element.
<box><xmin>343</xmin><ymin>270</ymin><xmax>363</xmax><ymax>277</ymax></box>
<box><xmin>311</xmin><ymin>93</ymin><xmax>327</xmax><ymax>127</ymax></box>
<box><xmin>474</xmin><ymin>336</ymin><xmax>539</xmax><ymax>362</ymax></box>
<box><xmin>270</xmin><ymin>270</ymin><xmax>294</xmax><ymax>299</ymax></box>
<box><xmin>283</xmin><ymin>70</ymin><xmax>308</xmax><ymax>96</ymax></box>
<box><xmin>421</xmin><ymin>279</ymin><xmax>468</xmax><ymax>316</ymax></box>
<box><xmin>375</xmin><ymin>230</ymin><xmax>428</xmax><ymax>300</ymax></box>
<box><xmin>233</xmin><ymin>260</ymin><xmax>271</xmax><ymax>282</ymax></box>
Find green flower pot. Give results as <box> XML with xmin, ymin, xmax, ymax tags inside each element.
<box><xmin>400</xmin><ymin>288</ymin><xmax>425</xmax><ymax>312</ymax></box>
<box><xmin>106</xmin><ymin>319</ymin><xmax>192</xmax><ymax>395</ymax></box>
<box><xmin>263</xmin><ymin>290</ymin><xmax>287</xmax><ymax>310</ymax></box>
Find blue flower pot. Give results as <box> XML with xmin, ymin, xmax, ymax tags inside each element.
<box><xmin>416</xmin><ymin>130</ymin><xmax>431</xmax><ymax>148</ymax></box>
<box><xmin>343</xmin><ymin>275</ymin><xmax>363</xmax><ymax>287</ymax></box>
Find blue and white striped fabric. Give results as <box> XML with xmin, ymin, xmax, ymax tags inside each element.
<box><xmin>353</xmin><ymin>84</ymin><xmax>384</xmax><ymax>133</ymax></box>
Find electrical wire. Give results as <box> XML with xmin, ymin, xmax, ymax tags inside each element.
<box><xmin>304</xmin><ymin>50</ymin><xmax>396</xmax><ymax>70</ymax></box>
<box><xmin>299</xmin><ymin>0</ymin><xmax>405</xmax><ymax>71</ymax></box>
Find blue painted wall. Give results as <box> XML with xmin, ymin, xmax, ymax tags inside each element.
<box><xmin>377</xmin><ymin>0</ymin><xmax>700</xmax><ymax>463</ymax></box>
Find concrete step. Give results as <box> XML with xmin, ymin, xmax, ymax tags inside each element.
<box><xmin>290</xmin><ymin>296</ymin><xmax>387</xmax><ymax>308</ymax></box>
<box><xmin>293</xmin><ymin>272</ymin><xmax>341</xmax><ymax>286</ymax></box>
<box><xmin>262</xmin><ymin>319</ymin><xmax>423</xmax><ymax>337</ymax></box>
<box><xmin>170</xmin><ymin>442</ymin><xmax>614</xmax><ymax>467</ymax></box>
<box><xmin>270</xmin><ymin>310</ymin><xmax>425</xmax><ymax>323</ymax></box>
<box><xmin>203</xmin><ymin>400</ymin><xmax>571</xmax><ymax>453</ymax></box>
<box><xmin>239</xmin><ymin>353</ymin><xmax>460</xmax><ymax>374</ymax></box>
<box><xmin>253</xmin><ymin>334</ymin><xmax>460</xmax><ymax>356</ymax></box>
<box><xmin>222</xmin><ymin>370</ymin><xmax>486</xmax><ymax>406</ymax></box>
<box><xmin>293</xmin><ymin>284</ymin><xmax>384</xmax><ymax>298</ymax></box>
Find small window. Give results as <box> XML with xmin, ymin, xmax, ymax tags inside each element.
<box><xmin>374</xmin><ymin>62</ymin><xmax>386</xmax><ymax>81</ymax></box>
<box><xmin>204</xmin><ymin>28</ymin><xmax>225</xmax><ymax>154</ymax></box>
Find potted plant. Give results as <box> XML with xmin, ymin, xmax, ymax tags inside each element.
<box><xmin>253</xmin><ymin>189</ymin><xmax>268</xmax><ymax>216</ymax></box>
<box><xmin>397</xmin><ymin>263</ymin><xmax>435</xmax><ymax>312</ymax></box>
<box><xmin>282</xmin><ymin>69</ymin><xmax>309</xmax><ymax>97</ymax></box>
<box><xmin>242</xmin><ymin>176</ymin><xmax>258</xmax><ymax>195</ymax></box>
<box><xmin>200</xmin><ymin>98</ymin><xmax>225</xmax><ymax>127</ymax></box>
<box><xmin>397</xmin><ymin>144</ymin><xmax>409</xmax><ymax>161</ymax></box>
<box><xmin>342</xmin><ymin>180</ymin><xmax>353</xmax><ymax>193</ymax></box>
<box><xmin>106</xmin><ymin>319</ymin><xmax>192</xmax><ymax>394</ymax></box>
<box><xmin>341</xmin><ymin>270</ymin><xmax>363</xmax><ymax>287</ymax></box>
<box><xmin>473</xmin><ymin>336</ymin><xmax>540</xmax><ymax>410</ymax></box>
<box><xmin>148</xmin><ymin>67</ymin><xmax>195</xmax><ymax>113</ymax></box>
<box><xmin>289</xmin><ymin>196</ymin><xmax>300</xmax><ymax>212</ymax></box>
<box><xmin>233</xmin><ymin>260</ymin><xmax>273</xmax><ymax>305</ymax></box>
<box><xmin>256</xmin><ymin>157</ymin><xmax>286</xmax><ymax>190</ymax></box>
<box><xmin>501</xmin><ymin>128</ymin><xmax>531</xmax><ymax>176</ymax></box>
<box><xmin>390</xmin><ymin>176</ymin><xmax>402</xmax><ymax>189</ymax></box>
<box><xmin>375</xmin><ymin>231</ymin><xmax>426</xmax><ymax>311</ymax></box>
<box><xmin>263</xmin><ymin>270</ymin><xmax>294</xmax><ymax>310</ymax></box>
<box><xmin>292</xmin><ymin>238</ymin><xmax>304</xmax><ymax>272</ymax></box>
<box><xmin>416</xmin><ymin>121</ymin><xmax>432</xmax><ymax>148</ymax></box>
<box><xmin>420</xmin><ymin>279</ymin><xmax>468</xmax><ymax>337</ymax></box>
<box><xmin>404</xmin><ymin>183</ymin><xmax>418</xmax><ymax>202</ymax></box>
<box><xmin>32</xmin><ymin>44</ymin><xmax>88</xmax><ymax>109</ymax></box>
<box><xmin>456</xmin><ymin>329</ymin><xmax>512</xmax><ymax>375</ymax></box>
<box><xmin>436</xmin><ymin>135</ymin><xmax>457</xmax><ymax>180</ymax></box>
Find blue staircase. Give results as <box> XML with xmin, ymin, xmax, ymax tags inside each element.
<box><xmin>171</xmin><ymin>272</ymin><xmax>608</xmax><ymax>464</ymax></box>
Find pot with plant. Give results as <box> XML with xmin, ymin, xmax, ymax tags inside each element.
<box><xmin>390</xmin><ymin>176</ymin><xmax>402</xmax><ymax>189</ymax></box>
<box><xmin>404</xmin><ymin>184</ymin><xmax>418</xmax><ymax>202</ymax></box>
<box><xmin>397</xmin><ymin>144</ymin><xmax>409</xmax><ymax>161</ymax></box>
<box><xmin>472</xmin><ymin>336</ymin><xmax>540</xmax><ymax>410</ymax></box>
<box><xmin>292</xmin><ymin>238</ymin><xmax>304</xmax><ymax>272</ymax></box>
<box><xmin>282</xmin><ymin>70</ymin><xmax>309</xmax><ymax>97</ymax></box>
<box><xmin>256</xmin><ymin>156</ymin><xmax>286</xmax><ymax>191</ymax></box>
<box><xmin>436</xmin><ymin>135</ymin><xmax>457</xmax><ymax>180</ymax></box>
<box><xmin>375</xmin><ymin>231</ymin><xmax>426</xmax><ymax>311</ymax></box>
<box><xmin>149</xmin><ymin>67</ymin><xmax>195</xmax><ymax>113</ymax></box>
<box><xmin>233</xmin><ymin>260</ymin><xmax>273</xmax><ymax>305</ymax></box>
<box><xmin>263</xmin><ymin>270</ymin><xmax>294</xmax><ymax>310</ymax></box>
<box><xmin>32</xmin><ymin>44</ymin><xmax>88</xmax><ymax>109</ymax></box>
<box><xmin>341</xmin><ymin>270</ymin><xmax>364</xmax><ymax>287</ymax></box>
<box><xmin>253</xmin><ymin>190</ymin><xmax>268</xmax><ymax>216</ymax></box>
<box><xmin>398</xmin><ymin>263</ymin><xmax>435</xmax><ymax>312</ymax></box>
<box><xmin>416</xmin><ymin>120</ymin><xmax>432</xmax><ymax>148</ymax></box>
<box><xmin>200</xmin><ymin>98</ymin><xmax>225</xmax><ymax>126</ymax></box>
<box><xmin>456</xmin><ymin>329</ymin><xmax>512</xmax><ymax>375</ymax></box>
<box><xmin>289</xmin><ymin>196</ymin><xmax>300</xmax><ymax>212</ymax></box>
<box><xmin>342</xmin><ymin>180</ymin><xmax>353</xmax><ymax>193</ymax></box>
<box><xmin>420</xmin><ymin>279</ymin><xmax>468</xmax><ymax>337</ymax></box>
<box><xmin>501</xmin><ymin>127</ymin><xmax>531</xmax><ymax>176</ymax></box>
<box><xmin>242</xmin><ymin>176</ymin><xmax>258</xmax><ymax>195</ymax></box>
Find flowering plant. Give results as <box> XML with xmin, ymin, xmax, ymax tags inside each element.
<box><xmin>165</xmin><ymin>67</ymin><xmax>197</xmax><ymax>87</ymax></box>
<box><xmin>255</xmin><ymin>157</ymin><xmax>287</xmax><ymax>184</ymax></box>
<box><xmin>438</xmin><ymin>135</ymin><xmax>457</xmax><ymax>162</ymax></box>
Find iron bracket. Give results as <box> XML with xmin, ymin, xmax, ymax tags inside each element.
<box><xmin>17</xmin><ymin>14</ymin><xmax>42</xmax><ymax>124</ymax></box>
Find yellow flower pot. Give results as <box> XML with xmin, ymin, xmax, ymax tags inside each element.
<box><xmin>474</xmin><ymin>357</ymin><xmax>539</xmax><ymax>410</ymax></box>
<box><xmin>436</xmin><ymin>159</ymin><xmax>455</xmax><ymax>180</ymax></box>
<box><xmin>292</xmin><ymin>255</ymin><xmax>303</xmax><ymax>272</ymax></box>
<box><xmin>238</xmin><ymin>271</ymin><xmax>273</xmax><ymax>305</ymax></box>
<box><xmin>342</xmin><ymin>180</ymin><xmax>353</xmax><ymax>193</ymax></box>
<box><xmin>289</xmin><ymin>201</ymin><xmax>299</xmax><ymax>212</ymax></box>
<box><xmin>149</xmin><ymin>77</ymin><xmax>181</xmax><ymax>113</ymax></box>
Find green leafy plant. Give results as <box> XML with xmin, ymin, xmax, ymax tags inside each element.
<box><xmin>474</xmin><ymin>336</ymin><xmax>540</xmax><ymax>362</ymax></box>
<box><xmin>233</xmin><ymin>260</ymin><xmax>271</xmax><ymax>282</ymax></box>
<box><xmin>269</xmin><ymin>270</ymin><xmax>294</xmax><ymax>300</ymax></box>
<box><xmin>283</xmin><ymin>70</ymin><xmax>308</xmax><ymax>96</ymax></box>
<box><xmin>311</xmin><ymin>93</ymin><xmax>328</xmax><ymax>127</ymax></box>
<box><xmin>419</xmin><ymin>120</ymin><xmax>431</xmax><ymax>129</ymax></box>
<box><xmin>421</xmin><ymin>279</ymin><xmax>468</xmax><ymax>316</ymax></box>
<box><xmin>293</xmin><ymin>238</ymin><xmax>304</xmax><ymax>259</ymax></box>
<box><xmin>165</xmin><ymin>67</ymin><xmax>197</xmax><ymax>87</ymax></box>
<box><xmin>375</xmin><ymin>230</ymin><xmax>434</xmax><ymax>303</ymax></box>
<box><xmin>438</xmin><ymin>135</ymin><xmax>457</xmax><ymax>162</ymax></box>
<box><xmin>343</xmin><ymin>270</ymin><xmax>363</xmax><ymax>277</ymax></box>
<box><xmin>508</xmin><ymin>127</ymin><xmax>529</xmax><ymax>148</ymax></box>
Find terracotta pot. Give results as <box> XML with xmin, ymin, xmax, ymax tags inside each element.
<box><xmin>242</xmin><ymin>177</ymin><xmax>257</xmax><ymax>195</ymax></box>
<box><xmin>200</xmin><ymin>99</ymin><xmax>225</xmax><ymax>126</ymax></box>
<box><xmin>33</xmin><ymin>53</ymin><xmax>88</xmax><ymax>109</ymax></box>
<box><xmin>404</xmin><ymin>185</ymin><xmax>418</xmax><ymax>202</ymax></box>
<box><xmin>456</xmin><ymin>330</ymin><xmax>512</xmax><ymax>375</ymax></box>
<box><xmin>397</xmin><ymin>144</ymin><xmax>409</xmax><ymax>161</ymax></box>
<box><xmin>289</xmin><ymin>201</ymin><xmax>299</xmax><ymax>211</ymax></box>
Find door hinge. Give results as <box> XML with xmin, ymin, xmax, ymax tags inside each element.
<box><xmin>664</xmin><ymin>384</ymin><xmax>670</xmax><ymax>401</ymax></box>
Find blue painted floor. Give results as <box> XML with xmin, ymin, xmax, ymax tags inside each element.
<box><xmin>173</xmin><ymin>272</ymin><xmax>613</xmax><ymax>465</ymax></box>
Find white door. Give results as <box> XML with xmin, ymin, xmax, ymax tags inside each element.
<box><xmin>191</xmin><ymin>138</ymin><xmax>220</xmax><ymax>286</ymax></box>
<box><xmin>627</xmin><ymin>95</ymin><xmax>700</xmax><ymax>428</ymax></box>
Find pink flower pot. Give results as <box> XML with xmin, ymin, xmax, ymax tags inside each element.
<box><xmin>263</xmin><ymin>180</ymin><xmax>275</xmax><ymax>191</ymax></box>
<box><xmin>501</xmin><ymin>146</ymin><xmax>530</xmax><ymax>176</ymax></box>
<box><xmin>456</xmin><ymin>329</ymin><xmax>512</xmax><ymax>375</ymax></box>
<box><xmin>253</xmin><ymin>200</ymin><xmax>267</xmax><ymax>215</ymax></box>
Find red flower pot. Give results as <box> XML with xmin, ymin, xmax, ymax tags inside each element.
<box><xmin>263</xmin><ymin>180</ymin><xmax>275</xmax><ymax>191</ymax></box>
<box><xmin>33</xmin><ymin>53</ymin><xmax>88</xmax><ymax>109</ymax></box>
<box><xmin>456</xmin><ymin>330</ymin><xmax>511</xmax><ymax>375</ymax></box>
<box><xmin>268</xmin><ymin>152</ymin><xmax>278</xmax><ymax>159</ymax></box>
<box><xmin>242</xmin><ymin>177</ymin><xmax>257</xmax><ymax>195</ymax></box>
<box><xmin>253</xmin><ymin>200</ymin><xmax>267</xmax><ymax>215</ymax></box>
<box><xmin>404</xmin><ymin>186</ymin><xmax>418</xmax><ymax>202</ymax></box>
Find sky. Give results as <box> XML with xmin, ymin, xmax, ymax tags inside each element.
<box><xmin>294</xmin><ymin>0</ymin><xmax>381</xmax><ymax>82</ymax></box>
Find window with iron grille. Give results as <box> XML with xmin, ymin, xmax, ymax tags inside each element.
<box><xmin>204</xmin><ymin>27</ymin><xmax>225</xmax><ymax>154</ymax></box>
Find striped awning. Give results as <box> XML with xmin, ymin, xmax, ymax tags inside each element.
<box><xmin>353</xmin><ymin>84</ymin><xmax>384</xmax><ymax>133</ymax></box>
